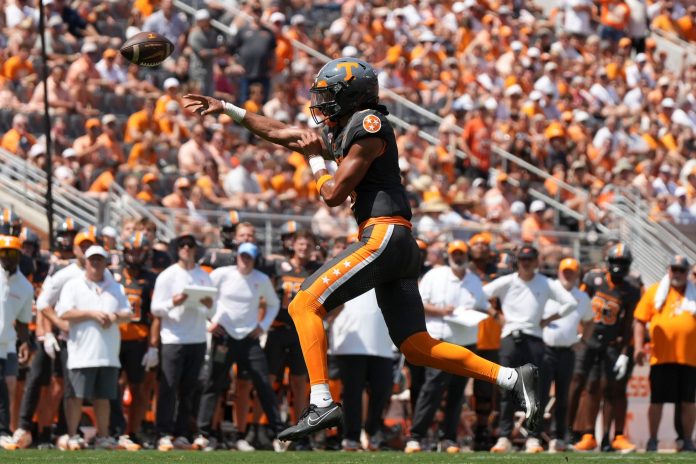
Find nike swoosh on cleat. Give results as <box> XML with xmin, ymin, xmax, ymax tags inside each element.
<box><xmin>521</xmin><ymin>373</ymin><xmax>531</xmax><ymax>419</ymax></box>
<box><xmin>307</xmin><ymin>406</ymin><xmax>339</xmax><ymax>427</ymax></box>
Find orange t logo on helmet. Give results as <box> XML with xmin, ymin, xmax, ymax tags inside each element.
<box><xmin>337</xmin><ymin>62</ymin><xmax>359</xmax><ymax>81</ymax></box>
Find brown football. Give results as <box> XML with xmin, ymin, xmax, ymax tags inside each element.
<box><xmin>120</xmin><ymin>31</ymin><xmax>174</xmax><ymax>67</ymax></box>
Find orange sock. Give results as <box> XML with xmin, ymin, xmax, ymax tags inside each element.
<box><xmin>400</xmin><ymin>332</ymin><xmax>500</xmax><ymax>383</ymax></box>
<box><xmin>288</xmin><ymin>290</ymin><xmax>329</xmax><ymax>385</ymax></box>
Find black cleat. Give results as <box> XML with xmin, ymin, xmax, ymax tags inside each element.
<box><xmin>277</xmin><ymin>402</ymin><xmax>342</xmax><ymax>441</ymax></box>
<box><xmin>511</xmin><ymin>363</ymin><xmax>541</xmax><ymax>432</ymax></box>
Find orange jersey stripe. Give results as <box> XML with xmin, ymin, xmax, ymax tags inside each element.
<box><xmin>357</xmin><ymin>216</ymin><xmax>411</xmax><ymax>239</ymax></box>
<box><xmin>306</xmin><ymin>224</ymin><xmax>393</xmax><ymax>304</ymax></box>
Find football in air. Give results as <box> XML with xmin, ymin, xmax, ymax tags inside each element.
<box><xmin>120</xmin><ymin>31</ymin><xmax>174</xmax><ymax>67</ymax></box>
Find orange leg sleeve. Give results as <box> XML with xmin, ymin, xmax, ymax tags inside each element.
<box><xmin>288</xmin><ymin>290</ymin><xmax>329</xmax><ymax>385</ymax></box>
<box><xmin>400</xmin><ymin>331</ymin><xmax>500</xmax><ymax>384</ymax></box>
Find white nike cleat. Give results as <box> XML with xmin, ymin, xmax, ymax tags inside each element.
<box><xmin>277</xmin><ymin>402</ymin><xmax>343</xmax><ymax>441</ymax></box>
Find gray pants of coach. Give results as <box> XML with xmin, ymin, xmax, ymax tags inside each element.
<box><xmin>197</xmin><ymin>334</ymin><xmax>281</xmax><ymax>437</ymax></box>
<box><xmin>157</xmin><ymin>343</ymin><xmax>206</xmax><ymax>437</ymax></box>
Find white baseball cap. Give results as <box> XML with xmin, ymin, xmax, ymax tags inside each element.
<box><xmin>269</xmin><ymin>12</ymin><xmax>285</xmax><ymax>24</ymax></box>
<box><xmin>511</xmin><ymin>201</ymin><xmax>526</xmax><ymax>217</ymax></box>
<box><xmin>194</xmin><ymin>9</ymin><xmax>210</xmax><ymax>21</ymax></box>
<box><xmin>163</xmin><ymin>77</ymin><xmax>180</xmax><ymax>89</ymax></box>
<box><xmin>85</xmin><ymin>245</ymin><xmax>109</xmax><ymax>259</ymax></box>
<box><xmin>511</xmin><ymin>41</ymin><xmax>523</xmax><ymax>52</ymax></box>
<box><xmin>530</xmin><ymin>200</ymin><xmax>546</xmax><ymax>213</ymax></box>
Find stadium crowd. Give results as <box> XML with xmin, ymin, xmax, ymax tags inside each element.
<box><xmin>0</xmin><ymin>0</ymin><xmax>695</xmax><ymax>455</ymax></box>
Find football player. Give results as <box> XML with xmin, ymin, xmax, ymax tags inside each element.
<box><xmin>184</xmin><ymin>58</ymin><xmax>541</xmax><ymax>441</ymax></box>
<box><xmin>569</xmin><ymin>244</ymin><xmax>641</xmax><ymax>452</ymax></box>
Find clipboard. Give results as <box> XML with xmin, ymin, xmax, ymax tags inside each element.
<box><xmin>183</xmin><ymin>285</ymin><xmax>218</xmax><ymax>302</ymax></box>
<box><xmin>444</xmin><ymin>309</ymin><xmax>489</xmax><ymax>327</ymax></box>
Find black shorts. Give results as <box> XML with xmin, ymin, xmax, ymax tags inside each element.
<box><xmin>265</xmin><ymin>325</ymin><xmax>307</xmax><ymax>377</ymax></box>
<box><xmin>574</xmin><ymin>343</ymin><xmax>621</xmax><ymax>381</ymax></box>
<box><xmin>119</xmin><ymin>340</ymin><xmax>148</xmax><ymax>384</ymax></box>
<box><xmin>300</xmin><ymin>223</ymin><xmax>426</xmax><ymax>347</ymax></box>
<box><xmin>650</xmin><ymin>364</ymin><xmax>696</xmax><ymax>404</ymax></box>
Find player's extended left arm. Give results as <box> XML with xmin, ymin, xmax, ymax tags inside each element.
<box><xmin>184</xmin><ymin>94</ymin><xmax>320</xmax><ymax>153</ymax></box>
<box><xmin>300</xmin><ymin>134</ymin><xmax>385</xmax><ymax>207</ymax></box>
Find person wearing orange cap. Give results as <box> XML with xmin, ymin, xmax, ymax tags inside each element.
<box><xmin>540</xmin><ymin>258</ymin><xmax>593</xmax><ymax>453</ymax></box>
<box><xmin>405</xmin><ymin>240</ymin><xmax>489</xmax><ymax>454</ymax></box>
<box><xmin>0</xmin><ymin>235</ymin><xmax>32</xmax><ymax>448</ymax></box>
<box><xmin>162</xmin><ymin>177</ymin><xmax>192</xmax><ymax>209</ymax></box>
<box><xmin>136</xmin><ymin>173</ymin><xmax>161</xmax><ymax>206</ymax></box>
<box><xmin>95</xmin><ymin>49</ymin><xmax>127</xmax><ymax>89</ymax></box>
<box><xmin>72</xmin><ymin>117</ymin><xmax>105</xmax><ymax>163</ymax></box>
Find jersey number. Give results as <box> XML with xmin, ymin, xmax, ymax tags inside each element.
<box><xmin>591</xmin><ymin>294</ymin><xmax>620</xmax><ymax>325</ymax></box>
<box><xmin>127</xmin><ymin>295</ymin><xmax>142</xmax><ymax>322</ymax></box>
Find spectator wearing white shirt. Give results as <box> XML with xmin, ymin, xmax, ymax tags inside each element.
<box><xmin>405</xmin><ymin>241</ymin><xmax>489</xmax><ymax>454</ymax></box>
<box><xmin>12</xmin><ymin>228</ymin><xmax>97</xmax><ymax>450</ymax></box>
<box><xmin>484</xmin><ymin>245</ymin><xmax>577</xmax><ymax>453</ymax></box>
<box><xmin>94</xmin><ymin>49</ymin><xmax>127</xmax><ymax>88</ymax></box>
<box><xmin>329</xmin><ymin>289</ymin><xmax>395</xmax><ymax>452</ymax></box>
<box><xmin>668</xmin><ymin>187</ymin><xmax>696</xmax><ymax>224</ymax></box>
<box><xmin>56</xmin><ymin>245</ymin><xmax>132</xmax><ymax>450</ymax></box>
<box><xmin>195</xmin><ymin>242</ymin><xmax>283</xmax><ymax>451</ymax></box>
<box><xmin>540</xmin><ymin>259</ymin><xmax>593</xmax><ymax>453</ymax></box>
<box><xmin>561</xmin><ymin>0</ymin><xmax>594</xmax><ymax>37</ymax></box>
<box><xmin>151</xmin><ymin>233</ymin><xmax>214</xmax><ymax>451</ymax></box>
<box><xmin>0</xmin><ymin>236</ymin><xmax>32</xmax><ymax>442</ymax></box>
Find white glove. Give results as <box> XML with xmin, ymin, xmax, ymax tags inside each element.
<box><xmin>613</xmin><ymin>353</ymin><xmax>630</xmax><ymax>380</ymax></box>
<box><xmin>43</xmin><ymin>332</ymin><xmax>61</xmax><ymax>360</ymax></box>
<box><xmin>141</xmin><ymin>347</ymin><xmax>159</xmax><ymax>371</ymax></box>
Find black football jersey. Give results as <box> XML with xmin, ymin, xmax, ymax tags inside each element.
<box><xmin>581</xmin><ymin>270</ymin><xmax>642</xmax><ymax>346</ymax></box>
<box><xmin>321</xmin><ymin>109</ymin><xmax>412</xmax><ymax>225</ymax></box>
<box><xmin>272</xmin><ymin>259</ymin><xmax>322</xmax><ymax>327</ymax></box>
<box><xmin>113</xmin><ymin>266</ymin><xmax>157</xmax><ymax>340</ymax></box>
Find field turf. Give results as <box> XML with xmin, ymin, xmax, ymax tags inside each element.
<box><xmin>3</xmin><ymin>451</ymin><xmax>696</xmax><ymax>463</ymax></box>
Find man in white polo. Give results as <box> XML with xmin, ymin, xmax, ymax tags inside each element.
<box><xmin>0</xmin><ymin>236</ymin><xmax>32</xmax><ymax>448</ymax></box>
<box><xmin>405</xmin><ymin>239</ymin><xmax>490</xmax><ymax>454</ymax></box>
<box><xmin>57</xmin><ymin>245</ymin><xmax>132</xmax><ymax>450</ymax></box>
<box><xmin>195</xmin><ymin>242</ymin><xmax>283</xmax><ymax>451</ymax></box>
<box><xmin>151</xmin><ymin>232</ymin><xmax>214</xmax><ymax>451</ymax></box>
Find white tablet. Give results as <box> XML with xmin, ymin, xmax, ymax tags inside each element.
<box><xmin>183</xmin><ymin>285</ymin><xmax>218</xmax><ymax>302</ymax></box>
<box><xmin>444</xmin><ymin>309</ymin><xmax>489</xmax><ymax>327</ymax></box>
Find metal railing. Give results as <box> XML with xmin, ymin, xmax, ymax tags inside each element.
<box><xmin>606</xmin><ymin>191</ymin><xmax>696</xmax><ymax>285</ymax></box>
<box><xmin>0</xmin><ymin>148</ymin><xmax>100</xmax><ymax>231</ymax></box>
<box><xmin>103</xmin><ymin>182</ymin><xmax>177</xmax><ymax>242</ymax></box>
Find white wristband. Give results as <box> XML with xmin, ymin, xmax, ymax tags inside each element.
<box><xmin>309</xmin><ymin>156</ymin><xmax>327</xmax><ymax>175</ymax></box>
<box><xmin>222</xmin><ymin>101</ymin><xmax>247</xmax><ymax>123</ymax></box>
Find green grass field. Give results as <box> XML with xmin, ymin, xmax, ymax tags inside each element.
<box><xmin>2</xmin><ymin>451</ymin><xmax>696</xmax><ymax>463</ymax></box>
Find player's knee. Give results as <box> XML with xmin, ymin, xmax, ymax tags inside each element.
<box><xmin>288</xmin><ymin>290</ymin><xmax>323</xmax><ymax>320</ymax></box>
<box><xmin>399</xmin><ymin>332</ymin><xmax>432</xmax><ymax>366</ymax></box>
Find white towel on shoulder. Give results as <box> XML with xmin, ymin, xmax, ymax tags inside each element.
<box><xmin>654</xmin><ymin>274</ymin><xmax>696</xmax><ymax>315</ymax></box>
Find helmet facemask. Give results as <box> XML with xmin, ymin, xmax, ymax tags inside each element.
<box><xmin>310</xmin><ymin>81</ymin><xmax>347</xmax><ymax>125</ymax></box>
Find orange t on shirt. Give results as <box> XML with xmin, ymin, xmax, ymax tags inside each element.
<box><xmin>634</xmin><ymin>283</ymin><xmax>696</xmax><ymax>367</ymax></box>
